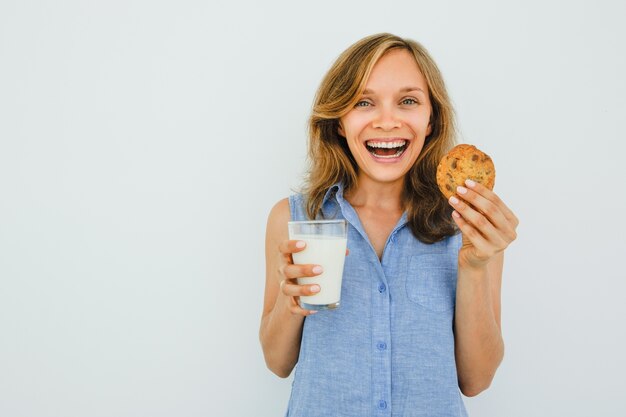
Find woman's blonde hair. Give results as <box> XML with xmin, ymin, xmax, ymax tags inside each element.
<box><xmin>303</xmin><ymin>33</ymin><xmax>458</xmax><ymax>243</ymax></box>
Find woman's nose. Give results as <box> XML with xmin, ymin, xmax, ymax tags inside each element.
<box><xmin>372</xmin><ymin>106</ymin><xmax>401</xmax><ymax>131</ymax></box>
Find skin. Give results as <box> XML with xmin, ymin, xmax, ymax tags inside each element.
<box><xmin>259</xmin><ymin>49</ymin><xmax>519</xmax><ymax>397</ymax></box>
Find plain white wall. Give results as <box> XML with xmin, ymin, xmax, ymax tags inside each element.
<box><xmin>1</xmin><ymin>0</ymin><xmax>625</xmax><ymax>416</ymax></box>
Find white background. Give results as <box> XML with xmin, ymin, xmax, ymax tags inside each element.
<box><xmin>1</xmin><ymin>1</ymin><xmax>625</xmax><ymax>416</ymax></box>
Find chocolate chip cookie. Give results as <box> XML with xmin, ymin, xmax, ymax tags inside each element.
<box><xmin>436</xmin><ymin>144</ymin><xmax>496</xmax><ymax>200</ymax></box>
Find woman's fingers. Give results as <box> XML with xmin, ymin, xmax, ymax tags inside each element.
<box><xmin>280</xmin><ymin>264</ymin><xmax>323</xmax><ymax>298</ymax></box>
<box><xmin>448</xmin><ymin>178</ymin><xmax>520</xmax><ymax>266</ymax></box>
<box><xmin>449</xmin><ymin>195</ymin><xmax>507</xmax><ymax>248</ymax></box>
<box><xmin>280</xmin><ymin>279</ymin><xmax>321</xmax><ymax>298</ymax></box>
<box><xmin>278</xmin><ymin>239</ymin><xmax>307</xmax><ymax>263</ymax></box>
<box><xmin>280</xmin><ymin>279</ymin><xmax>320</xmax><ymax>316</ymax></box>
<box><xmin>451</xmin><ymin>210</ymin><xmax>494</xmax><ymax>262</ymax></box>
<box><xmin>451</xmin><ymin>210</ymin><xmax>487</xmax><ymax>246</ymax></box>
<box><xmin>284</xmin><ymin>293</ymin><xmax>319</xmax><ymax>316</ymax></box>
<box><xmin>281</xmin><ymin>263</ymin><xmax>323</xmax><ymax>280</ymax></box>
<box><xmin>276</xmin><ymin>246</ymin><xmax>324</xmax><ymax>316</ymax></box>
<box><xmin>453</xmin><ymin>181</ymin><xmax>518</xmax><ymax>243</ymax></box>
<box><xmin>455</xmin><ymin>185</ymin><xmax>507</xmax><ymax>229</ymax></box>
<box><xmin>277</xmin><ymin>238</ymin><xmax>345</xmax><ymax>317</ymax></box>
<box><xmin>465</xmin><ymin>180</ymin><xmax>519</xmax><ymax>228</ymax></box>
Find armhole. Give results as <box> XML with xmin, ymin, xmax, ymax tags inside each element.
<box><xmin>447</xmin><ymin>231</ymin><xmax>463</xmax><ymax>252</ymax></box>
<box><xmin>288</xmin><ymin>195</ymin><xmax>297</xmax><ymax>222</ymax></box>
<box><xmin>288</xmin><ymin>194</ymin><xmax>307</xmax><ymax>222</ymax></box>
<box><xmin>454</xmin><ymin>232</ymin><xmax>462</xmax><ymax>250</ymax></box>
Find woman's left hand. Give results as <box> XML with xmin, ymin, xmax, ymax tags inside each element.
<box><xmin>449</xmin><ymin>179</ymin><xmax>519</xmax><ymax>269</ymax></box>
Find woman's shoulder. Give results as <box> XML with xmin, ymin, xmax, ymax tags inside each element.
<box><xmin>267</xmin><ymin>198</ymin><xmax>290</xmax><ymax>223</ymax></box>
<box><xmin>267</xmin><ymin>193</ymin><xmax>306</xmax><ymax>223</ymax></box>
<box><xmin>268</xmin><ymin>187</ymin><xmax>338</xmax><ymax>224</ymax></box>
<box><xmin>266</xmin><ymin>198</ymin><xmax>290</xmax><ymax>244</ymax></box>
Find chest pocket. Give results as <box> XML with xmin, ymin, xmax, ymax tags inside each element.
<box><xmin>406</xmin><ymin>254</ymin><xmax>457</xmax><ymax>312</ymax></box>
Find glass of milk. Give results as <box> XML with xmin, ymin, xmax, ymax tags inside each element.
<box><xmin>288</xmin><ymin>220</ymin><xmax>348</xmax><ymax>310</ymax></box>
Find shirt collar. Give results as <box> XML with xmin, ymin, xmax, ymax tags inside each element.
<box><xmin>321</xmin><ymin>182</ymin><xmax>342</xmax><ymax>207</ymax></box>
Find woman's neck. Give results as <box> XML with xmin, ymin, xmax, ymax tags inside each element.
<box><xmin>345</xmin><ymin>174</ymin><xmax>404</xmax><ymax>211</ymax></box>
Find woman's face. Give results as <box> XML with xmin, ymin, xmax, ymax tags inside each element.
<box><xmin>339</xmin><ymin>49</ymin><xmax>432</xmax><ymax>185</ymax></box>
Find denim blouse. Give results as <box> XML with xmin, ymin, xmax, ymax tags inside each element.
<box><xmin>286</xmin><ymin>183</ymin><xmax>468</xmax><ymax>417</ymax></box>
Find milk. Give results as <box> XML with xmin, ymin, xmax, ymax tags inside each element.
<box><xmin>290</xmin><ymin>234</ymin><xmax>347</xmax><ymax>307</ymax></box>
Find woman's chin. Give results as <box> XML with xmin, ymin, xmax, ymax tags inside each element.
<box><xmin>358</xmin><ymin>166</ymin><xmax>412</xmax><ymax>184</ymax></box>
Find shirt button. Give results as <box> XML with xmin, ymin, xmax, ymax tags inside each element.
<box><xmin>377</xmin><ymin>342</ymin><xmax>387</xmax><ymax>351</ymax></box>
<box><xmin>378</xmin><ymin>283</ymin><xmax>386</xmax><ymax>293</ymax></box>
<box><xmin>378</xmin><ymin>400</ymin><xmax>387</xmax><ymax>410</ymax></box>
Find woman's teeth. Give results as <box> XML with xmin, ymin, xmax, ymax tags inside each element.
<box><xmin>366</xmin><ymin>140</ymin><xmax>407</xmax><ymax>149</ymax></box>
<box><xmin>365</xmin><ymin>140</ymin><xmax>408</xmax><ymax>158</ymax></box>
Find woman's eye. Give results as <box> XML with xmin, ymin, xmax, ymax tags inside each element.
<box><xmin>401</xmin><ymin>98</ymin><xmax>418</xmax><ymax>105</ymax></box>
<box><xmin>355</xmin><ymin>100</ymin><xmax>371</xmax><ymax>107</ymax></box>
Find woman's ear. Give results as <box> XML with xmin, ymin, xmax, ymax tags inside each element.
<box><xmin>338</xmin><ymin>121</ymin><xmax>345</xmax><ymax>138</ymax></box>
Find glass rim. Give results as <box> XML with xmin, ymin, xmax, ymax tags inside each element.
<box><xmin>288</xmin><ymin>219</ymin><xmax>346</xmax><ymax>225</ymax></box>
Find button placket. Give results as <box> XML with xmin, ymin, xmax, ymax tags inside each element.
<box><xmin>371</xmin><ymin>259</ymin><xmax>392</xmax><ymax>414</ymax></box>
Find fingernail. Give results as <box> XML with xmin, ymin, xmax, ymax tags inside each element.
<box><xmin>295</xmin><ymin>241</ymin><xmax>306</xmax><ymax>248</ymax></box>
<box><xmin>465</xmin><ymin>179</ymin><xmax>476</xmax><ymax>188</ymax></box>
<box><xmin>452</xmin><ymin>210</ymin><xmax>461</xmax><ymax>218</ymax></box>
<box><xmin>456</xmin><ymin>186</ymin><xmax>467</xmax><ymax>195</ymax></box>
<box><xmin>310</xmin><ymin>284</ymin><xmax>320</xmax><ymax>293</ymax></box>
<box><xmin>449</xmin><ymin>196</ymin><xmax>459</xmax><ymax>205</ymax></box>
<box><xmin>309</xmin><ymin>310</ymin><xmax>318</xmax><ymax>314</ymax></box>
<box><xmin>312</xmin><ymin>265</ymin><xmax>323</xmax><ymax>274</ymax></box>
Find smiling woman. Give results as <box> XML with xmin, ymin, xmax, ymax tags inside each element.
<box><xmin>259</xmin><ymin>33</ymin><xmax>518</xmax><ymax>417</ymax></box>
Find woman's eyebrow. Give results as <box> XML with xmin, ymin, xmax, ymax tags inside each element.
<box><xmin>401</xmin><ymin>87</ymin><xmax>425</xmax><ymax>94</ymax></box>
<box><xmin>362</xmin><ymin>87</ymin><xmax>426</xmax><ymax>95</ymax></box>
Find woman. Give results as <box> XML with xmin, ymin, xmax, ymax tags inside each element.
<box><xmin>259</xmin><ymin>33</ymin><xmax>518</xmax><ymax>417</ymax></box>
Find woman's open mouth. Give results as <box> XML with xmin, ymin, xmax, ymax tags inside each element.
<box><xmin>365</xmin><ymin>139</ymin><xmax>408</xmax><ymax>159</ymax></box>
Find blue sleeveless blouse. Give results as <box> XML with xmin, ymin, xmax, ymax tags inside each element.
<box><xmin>286</xmin><ymin>183</ymin><xmax>468</xmax><ymax>417</ymax></box>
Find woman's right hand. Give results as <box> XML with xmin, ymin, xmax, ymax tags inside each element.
<box><xmin>278</xmin><ymin>239</ymin><xmax>324</xmax><ymax>316</ymax></box>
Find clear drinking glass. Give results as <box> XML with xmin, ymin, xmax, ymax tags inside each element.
<box><xmin>288</xmin><ymin>220</ymin><xmax>348</xmax><ymax>310</ymax></box>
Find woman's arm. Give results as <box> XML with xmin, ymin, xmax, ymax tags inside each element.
<box><xmin>448</xmin><ymin>179</ymin><xmax>518</xmax><ymax>396</ymax></box>
<box><xmin>259</xmin><ymin>198</ymin><xmax>321</xmax><ymax>377</ymax></box>
<box><xmin>454</xmin><ymin>252</ymin><xmax>504</xmax><ymax>396</ymax></box>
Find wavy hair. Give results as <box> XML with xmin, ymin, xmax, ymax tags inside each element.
<box><xmin>303</xmin><ymin>33</ymin><xmax>458</xmax><ymax>243</ymax></box>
